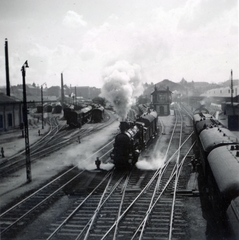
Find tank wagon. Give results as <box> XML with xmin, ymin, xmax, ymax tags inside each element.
<box><xmin>193</xmin><ymin>110</ymin><xmax>239</xmax><ymax>238</ymax></box>
<box><xmin>110</xmin><ymin>110</ymin><xmax>158</xmax><ymax>169</ymax></box>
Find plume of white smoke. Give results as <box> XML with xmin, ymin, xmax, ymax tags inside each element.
<box><xmin>100</xmin><ymin>60</ymin><xmax>144</xmax><ymax>120</ymax></box>
<box><xmin>136</xmin><ymin>150</ymin><xmax>165</xmax><ymax>170</ymax></box>
<box><xmin>61</xmin><ymin>121</ymin><xmax>119</xmax><ymax>171</ymax></box>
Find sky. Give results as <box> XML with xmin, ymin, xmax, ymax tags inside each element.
<box><xmin>0</xmin><ymin>0</ymin><xmax>238</xmax><ymax>88</ymax></box>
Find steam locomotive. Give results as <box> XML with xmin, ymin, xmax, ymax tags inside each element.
<box><xmin>110</xmin><ymin>110</ymin><xmax>158</xmax><ymax>169</ymax></box>
<box><xmin>193</xmin><ymin>110</ymin><xmax>239</xmax><ymax>239</ymax></box>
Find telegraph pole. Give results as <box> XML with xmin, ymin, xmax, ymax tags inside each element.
<box><xmin>231</xmin><ymin>70</ymin><xmax>233</xmax><ymax>104</ymax></box>
<box><xmin>5</xmin><ymin>38</ymin><xmax>10</xmax><ymax>96</ymax></box>
<box><xmin>230</xmin><ymin>69</ymin><xmax>235</xmax><ymax>115</ymax></box>
<box><xmin>61</xmin><ymin>73</ymin><xmax>64</xmax><ymax>105</ymax></box>
<box><xmin>41</xmin><ymin>83</ymin><xmax>47</xmax><ymax>129</ymax></box>
<box><xmin>21</xmin><ymin>61</ymin><xmax>31</xmax><ymax>182</ymax></box>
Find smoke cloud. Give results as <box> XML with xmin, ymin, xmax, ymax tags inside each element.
<box><xmin>61</xmin><ymin>121</ymin><xmax>119</xmax><ymax>171</ymax></box>
<box><xmin>100</xmin><ymin>60</ymin><xmax>144</xmax><ymax>120</ymax></box>
<box><xmin>136</xmin><ymin>151</ymin><xmax>165</xmax><ymax>170</ymax></box>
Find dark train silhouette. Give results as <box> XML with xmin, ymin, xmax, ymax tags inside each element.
<box><xmin>110</xmin><ymin>110</ymin><xmax>158</xmax><ymax>169</ymax></box>
<box><xmin>91</xmin><ymin>105</ymin><xmax>104</xmax><ymax>123</ymax></box>
<box><xmin>193</xmin><ymin>110</ymin><xmax>239</xmax><ymax>239</ymax></box>
<box><xmin>36</xmin><ymin>102</ymin><xmax>62</xmax><ymax>114</ymax></box>
<box><xmin>63</xmin><ymin>104</ymin><xmax>104</xmax><ymax>128</ymax></box>
<box><xmin>52</xmin><ymin>102</ymin><xmax>62</xmax><ymax>113</ymax></box>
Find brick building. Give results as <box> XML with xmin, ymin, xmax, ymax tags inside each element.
<box><xmin>0</xmin><ymin>93</ymin><xmax>22</xmax><ymax>132</ymax></box>
<box><xmin>151</xmin><ymin>85</ymin><xmax>172</xmax><ymax>116</ymax></box>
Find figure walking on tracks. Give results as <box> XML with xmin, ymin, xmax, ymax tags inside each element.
<box><xmin>1</xmin><ymin>147</ymin><xmax>4</xmax><ymax>158</ymax></box>
<box><xmin>95</xmin><ymin>157</ymin><xmax>101</xmax><ymax>170</ymax></box>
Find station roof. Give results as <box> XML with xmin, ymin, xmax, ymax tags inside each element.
<box><xmin>0</xmin><ymin>93</ymin><xmax>20</xmax><ymax>103</ymax></box>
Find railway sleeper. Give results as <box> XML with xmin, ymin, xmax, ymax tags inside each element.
<box><xmin>144</xmin><ymin>226</ymin><xmax>169</xmax><ymax>232</ymax></box>
<box><xmin>173</xmin><ymin>189</ymin><xmax>200</xmax><ymax>196</ymax></box>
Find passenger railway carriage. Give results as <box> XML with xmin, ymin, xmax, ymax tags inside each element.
<box><xmin>193</xmin><ymin>110</ymin><xmax>239</xmax><ymax>239</ymax></box>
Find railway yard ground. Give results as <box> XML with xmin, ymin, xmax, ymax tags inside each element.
<box><xmin>0</xmin><ymin>108</ymin><xmax>238</xmax><ymax>239</ymax></box>
<box><xmin>0</xmin><ymin>118</ymin><xmax>119</xmax><ymax>209</ymax></box>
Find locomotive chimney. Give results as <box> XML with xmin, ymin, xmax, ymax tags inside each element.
<box><xmin>5</xmin><ymin>38</ymin><xmax>10</xmax><ymax>96</ymax></box>
<box><xmin>119</xmin><ymin>121</ymin><xmax>130</xmax><ymax>132</ymax></box>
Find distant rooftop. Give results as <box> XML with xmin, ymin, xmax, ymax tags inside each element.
<box><xmin>0</xmin><ymin>93</ymin><xmax>21</xmax><ymax>103</ymax></box>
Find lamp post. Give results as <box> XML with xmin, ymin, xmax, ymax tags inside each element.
<box><xmin>21</xmin><ymin>60</ymin><xmax>31</xmax><ymax>182</ymax></box>
<box><xmin>41</xmin><ymin>82</ymin><xmax>47</xmax><ymax>129</ymax></box>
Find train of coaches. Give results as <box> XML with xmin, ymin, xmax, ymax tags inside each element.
<box><xmin>193</xmin><ymin>108</ymin><xmax>239</xmax><ymax>239</ymax></box>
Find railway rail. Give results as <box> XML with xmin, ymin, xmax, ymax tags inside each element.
<box><xmin>0</xmin><ymin>110</ymin><xmax>116</xmax><ymax>176</ymax></box>
<box><xmin>1</xmin><ymin>104</ymin><xmax>196</xmax><ymax>239</ymax></box>
<box><xmin>0</xmin><ymin>137</ymin><xmax>115</xmax><ymax>240</ymax></box>
<box><xmin>41</xmin><ymin>104</ymin><xmax>195</xmax><ymax>240</ymax></box>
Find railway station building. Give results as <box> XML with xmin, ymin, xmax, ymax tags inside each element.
<box><xmin>151</xmin><ymin>85</ymin><xmax>172</xmax><ymax>116</ymax></box>
<box><xmin>0</xmin><ymin>93</ymin><xmax>22</xmax><ymax>132</ymax></box>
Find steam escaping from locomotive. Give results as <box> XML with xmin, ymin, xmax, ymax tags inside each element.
<box><xmin>136</xmin><ymin>152</ymin><xmax>165</xmax><ymax>170</ymax></box>
<box><xmin>100</xmin><ymin>60</ymin><xmax>144</xmax><ymax>120</ymax></box>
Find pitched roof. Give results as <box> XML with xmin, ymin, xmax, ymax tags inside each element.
<box><xmin>151</xmin><ymin>85</ymin><xmax>172</xmax><ymax>94</ymax></box>
<box><xmin>0</xmin><ymin>93</ymin><xmax>21</xmax><ymax>103</ymax></box>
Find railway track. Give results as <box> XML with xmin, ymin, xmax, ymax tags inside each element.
<box><xmin>0</xmin><ymin>110</ymin><xmax>117</xmax><ymax>176</ymax></box>
<box><xmin>0</xmin><ymin>136</ymin><xmax>116</xmax><ymax>240</ymax></box>
<box><xmin>42</xmin><ymin>138</ymin><xmax>194</xmax><ymax>239</ymax></box>
<box><xmin>1</xmin><ymin>104</ymin><xmax>196</xmax><ymax>239</ymax></box>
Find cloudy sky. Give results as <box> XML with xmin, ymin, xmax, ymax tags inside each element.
<box><xmin>0</xmin><ymin>0</ymin><xmax>238</xmax><ymax>88</ymax></box>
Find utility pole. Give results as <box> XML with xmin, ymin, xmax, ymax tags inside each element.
<box><xmin>75</xmin><ymin>86</ymin><xmax>77</xmax><ymax>106</ymax></box>
<box><xmin>230</xmin><ymin>69</ymin><xmax>235</xmax><ymax>115</ymax></box>
<box><xmin>5</xmin><ymin>38</ymin><xmax>10</xmax><ymax>96</ymax></box>
<box><xmin>41</xmin><ymin>83</ymin><xmax>47</xmax><ymax>129</ymax></box>
<box><xmin>61</xmin><ymin>73</ymin><xmax>64</xmax><ymax>105</ymax></box>
<box><xmin>21</xmin><ymin>60</ymin><xmax>31</xmax><ymax>182</ymax></box>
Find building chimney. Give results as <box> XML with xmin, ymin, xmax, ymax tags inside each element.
<box><xmin>5</xmin><ymin>38</ymin><xmax>10</xmax><ymax>96</ymax></box>
<box><xmin>61</xmin><ymin>73</ymin><xmax>64</xmax><ymax>105</ymax></box>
